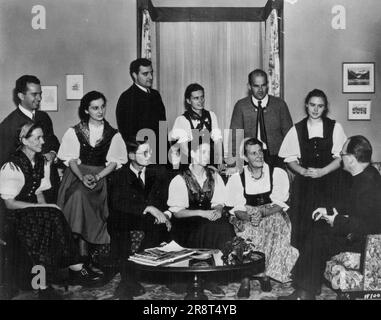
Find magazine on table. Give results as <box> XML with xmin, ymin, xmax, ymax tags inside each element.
<box><xmin>128</xmin><ymin>241</ymin><xmax>197</xmax><ymax>266</ymax></box>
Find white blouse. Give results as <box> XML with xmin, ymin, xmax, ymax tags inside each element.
<box><xmin>278</xmin><ymin>121</ymin><xmax>347</xmax><ymax>163</ymax></box>
<box><xmin>0</xmin><ymin>162</ymin><xmax>51</xmax><ymax>200</ymax></box>
<box><xmin>58</xmin><ymin>124</ymin><xmax>127</xmax><ymax>168</ymax></box>
<box><xmin>225</xmin><ymin>164</ymin><xmax>290</xmax><ymax>214</ymax></box>
<box><xmin>169</xmin><ymin>111</ymin><xmax>222</xmax><ymax>143</ymax></box>
<box><xmin>167</xmin><ymin>167</ymin><xmax>226</xmax><ymax>213</ymax></box>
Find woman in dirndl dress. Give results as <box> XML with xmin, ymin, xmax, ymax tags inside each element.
<box><xmin>0</xmin><ymin>123</ymin><xmax>101</xmax><ymax>299</ymax></box>
<box><xmin>226</xmin><ymin>137</ymin><xmax>299</xmax><ymax>297</ymax></box>
<box><xmin>57</xmin><ymin>91</ymin><xmax>127</xmax><ymax>273</ymax></box>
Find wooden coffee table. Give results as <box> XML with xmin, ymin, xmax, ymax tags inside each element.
<box><xmin>128</xmin><ymin>251</ymin><xmax>265</xmax><ymax>300</ymax></box>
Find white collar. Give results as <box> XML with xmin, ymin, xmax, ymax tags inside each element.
<box><xmin>19</xmin><ymin>105</ymin><xmax>35</xmax><ymax>120</ymax></box>
<box><xmin>251</xmin><ymin>95</ymin><xmax>269</xmax><ymax>108</ymax></box>
<box><xmin>135</xmin><ymin>83</ymin><xmax>150</xmax><ymax>93</ymax></box>
<box><xmin>130</xmin><ymin>163</ymin><xmax>146</xmax><ymax>178</ymax></box>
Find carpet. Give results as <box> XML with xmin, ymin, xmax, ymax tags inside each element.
<box><xmin>11</xmin><ymin>273</ymin><xmax>337</xmax><ymax>300</ymax></box>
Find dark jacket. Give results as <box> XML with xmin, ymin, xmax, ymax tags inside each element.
<box><xmin>107</xmin><ymin>163</ymin><xmax>169</xmax><ymax>232</ymax></box>
<box><xmin>333</xmin><ymin>165</ymin><xmax>381</xmax><ymax>243</ymax></box>
<box><xmin>115</xmin><ymin>84</ymin><xmax>166</xmax><ymax>144</ymax></box>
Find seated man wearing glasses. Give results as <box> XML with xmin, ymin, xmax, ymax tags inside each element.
<box><xmin>107</xmin><ymin>137</ymin><xmax>171</xmax><ymax>299</ymax></box>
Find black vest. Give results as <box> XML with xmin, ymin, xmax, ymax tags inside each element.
<box><xmin>181</xmin><ymin>167</ymin><xmax>215</xmax><ymax>210</ymax></box>
<box><xmin>240</xmin><ymin>166</ymin><xmax>275</xmax><ymax>206</ymax></box>
<box><xmin>8</xmin><ymin>150</ymin><xmax>45</xmax><ymax>203</ymax></box>
<box><xmin>74</xmin><ymin>121</ymin><xmax>117</xmax><ymax>166</ymax></box>
<box><xmin>295</xmin><ymin>117</ymin><xmax>335</xmax><ymax>168</ymax></box>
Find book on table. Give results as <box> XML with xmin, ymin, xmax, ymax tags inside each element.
<box><xmin>128</xmin><ymin>241</ymin><xmax>197</xmax><ymax>266</ymax></box>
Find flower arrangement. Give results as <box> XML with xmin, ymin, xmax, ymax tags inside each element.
<box><xmin>221</xmin><ymin>236</ymin><xmax>262</xmax><ymax>266</ymax></box>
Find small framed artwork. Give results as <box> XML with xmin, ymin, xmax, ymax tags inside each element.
<box><xmin>348</xmin><ymin>100</ymin><xmax>371</xmax><ymax>121</ymax></box>
<box><xmin>40</xmin><ymin>85</ymin><xmax>58</xmax><ymax>111</ymax></box>
<box><xmin>343</xmin><ymin>62</ymin><xmax>375</xmax><ymax>93</ymax></box>
<box><xmin>66</xmin><ymin>74</ymin><xmax>84</xmax><ymax>100</ymax></box>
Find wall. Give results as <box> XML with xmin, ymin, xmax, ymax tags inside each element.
<box><xmin>0</xmin><ymin>0</ymin><xmax>136</xmax><ymax>139</ymax></box>
<box><xmin>284</xmin><ymin>0</ymin><xmax>381</xmax><ymax>160</ymax></box>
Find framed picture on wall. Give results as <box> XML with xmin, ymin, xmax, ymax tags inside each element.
<box><xmin>348</xmin><ymin>99</ymin><xmax>371</xmax><ymax>121</ymax></box>
<box><xmin>40</xmin><ymin>85</ymin><xmax>58</xmax><ymax>111</ymax></box>
<box><xmin>343</xmin><ymin>62</ymin><xmax>375</xmax><ymax>93</ymax></box>
<box><xmin>66</xmin><ymin>74</ymin><xmax>84</xmax><ymax>100</ymax></box>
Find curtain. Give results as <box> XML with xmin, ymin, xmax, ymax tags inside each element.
<box><xmin>141</xmin><ymin>9</ymin><xmax>152</xmax><ymax>59</ymax></box>
<box><xmin>265</xmin><ymin>9</ymin><xmax>281</xmax><ymax>97</ymax></box>
<box><xmin>141</xmin><ymin>9</ymin><xmax>159</xmax><ymax>90</ymax></box>
<box><xmin>157</xmin><ymin>22</ymin><xmax>263</xmax><ymax>136</ymax></box>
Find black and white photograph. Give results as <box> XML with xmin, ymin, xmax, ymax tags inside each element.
<box><xmin>0</xmin><ymin>0</ymin><xmax>381</xmax><ymax>307</ymax></box>
<box><xmin>343</xmin><ymin>62</ymin><xmax>375</xmax><ymax>93</ymax></box>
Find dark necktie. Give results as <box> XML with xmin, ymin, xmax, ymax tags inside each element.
<box><xmin>32</xmin><ymin>113</ymin><xmax>35</xmax><ymax>121</ymax></box>
<box><xmin>256</xmin><ymin>100</ymin><xmax>268</xmax><ymax>149</ymax></box>
<box><xmin>138</xmin><ymin>171</ymin><xmax>145</xmax><ymax>189</ymax></box>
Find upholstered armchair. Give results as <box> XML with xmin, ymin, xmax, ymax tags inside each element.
<box><xmin>324</xmin><ymin>234</ymin><xmax>381</xmax><ymax>300</ymax></box>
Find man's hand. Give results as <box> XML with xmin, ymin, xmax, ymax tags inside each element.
<box><xmin>312</xmin><ymin>207</ymin><xmax>338</xmax><ymax>227</ymax></box>
<box><xmin>143</xmin><ymin>206</ymin><xmax>167</xmax><ymax>224</ymax></box>
<box><xmin>312</xmin><ymin>208</ymin><xmax>327</xmax><ymax>221</ymax></box>
<box><xmin>323</xmin><ymin>208</ymin><xmax>338</xmax><ymax>227</ymax></box>
<box><xmin>43</xmin><ymin>151</ymin><xmax>56</xmax><ymax>163</ymax></box>
<box><xmin>164</xmin><ymin>218</ymin><xmax>172</xmax><ymax>232</ymax></box>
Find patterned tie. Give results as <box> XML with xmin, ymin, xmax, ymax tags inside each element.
<box><xmin>256</xmin><ymin>100</ymin><xmax>268</xmax><ymax>150</ymax></box>
<box><xmin>138</xmin><ymin>171</ymin><xmax>145</xmax><ymax>189</ymax></box>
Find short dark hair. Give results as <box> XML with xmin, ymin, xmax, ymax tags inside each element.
<box><xmin>243</xmin><ymin>137</ymin><xmax>263</xmax><ymax>156</ymax></box>
<box><xmin>14</xmin><ymin>75</ymin><xmax>41</xmax><ymax>105</ymax></box>
<box><xmin>78</xmin><ymin>91</ymin><xmax>107</xmax><ymax>122</ymax></box>
<box><xmin>129</xmin><ymin>58</ymin><xmax>152</xmax><ymax>78</ymax></box>
<box><xmin>15</xmin><ymin>75</ymin><xmax>40</xmax><ymax>94</ymax></box>
<box><xmin>126</xmin><ymin>137</ymin><xmax>148</xmax><ymax>154</ymax></box>
<box><xmin>346</xmin><ymin>135</ymin><xmax>372</xmax><ymax>163</ymax></box>
<box><xmin>304</xmin><ymin>89</ymin><xmax>329</xmax><ymax>117</ymax></box>
<box><xmin>184</xmin><ymin>83</ymin><xmax>204</xmax><ymax>110</ymax></box>
<box><xmin>248</xmin><ymin>69</ymin><xmax>268</xmax><ymax>86</ymax></box>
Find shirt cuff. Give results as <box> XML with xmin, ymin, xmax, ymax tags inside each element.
<box><xmin>270</xmin><ymin>200</ymin><xmax>289</xmax><ymax>211</ymax></box>
<box><xmin>163</xmin><ymin>210</ymin><xmax>172</xmax><ymax>219</ymax></box>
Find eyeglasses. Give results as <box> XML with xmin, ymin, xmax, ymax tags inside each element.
<box><xmin>339</xmin><ymin>151</ymin><xmax>351</xmax><ymax>158</ymax></box>
<box><xmin>136</xmin><ymin>150</ymin><xmax>152</xmax><ymax>157</ymax></box>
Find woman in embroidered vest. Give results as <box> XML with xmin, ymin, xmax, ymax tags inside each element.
<box><xmin>226</xmin><ymin>137</ymin><xmax>299</xmax><ymax>297</ymax></box>
<box><xmin>279</xmin><ymin>89</ymin><xmax>348</xmax><ymax>251</ymax></box>
<box><xmin>57</xmin><ymin>91</ymin><xmax>127</xmax><ymax>272</ymax></box>
<box><xmin>0</xmin><ymin>123</ymin><xmax>101</xmax><ymax>299</ymax></box>
<box><xmin>167</xmin><ymin>140</ymin><xmax>234</xmax><ymax>250</ymax></box>
<box><xmin>169</xmin><ymin>83</ymin><xmax>223</xmax><ymax>169</ymax></box>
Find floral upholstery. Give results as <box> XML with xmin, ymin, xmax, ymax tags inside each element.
<box><xmin>324</xmin><ymin>234</ymin><xmax>381</xmax><ymax>296</ymax></box>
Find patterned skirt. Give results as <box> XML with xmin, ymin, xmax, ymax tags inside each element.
<box><xmin>57</xmin><ymin>165</ymin><xmax>110</xmax><ymax>244</ymax></box>
<box><xmin>229</xmin><ymin>206</ymin><xmax>299</xmax><ymax>283</ymax></box>
<box><xmin>6</xmin><ymin>206</ymin><xmax>79</xmax><ymax>281</ymax></box>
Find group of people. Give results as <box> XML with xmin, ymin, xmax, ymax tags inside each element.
<box><xmin>0</xmin><ymin>58</ymin><xmax>380</xmax><ymax>300</ymax></box>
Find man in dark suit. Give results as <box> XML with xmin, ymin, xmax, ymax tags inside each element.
<box><xmin>107</xmin><ymin>138</ymin><xmax>171</xmax><ymax>299</ymax></box>
<box><xmin>279</xmin><ymin>135</ymin><xmax>381</xmax><ymax>300</ymax></box>
<box><xmin>229</xmin><ymin>69</ymin><xmax>292</xmax><ymax>168</ymax></box>
<box><xmin>116</xmin><ymin>58</ymin><xmax>167</xmax><ymax>164</ymax></box>
<box><xmin>0</xmin><ymin>75</ymin><xmax>60</xmax><ymax>203</ymax></box>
